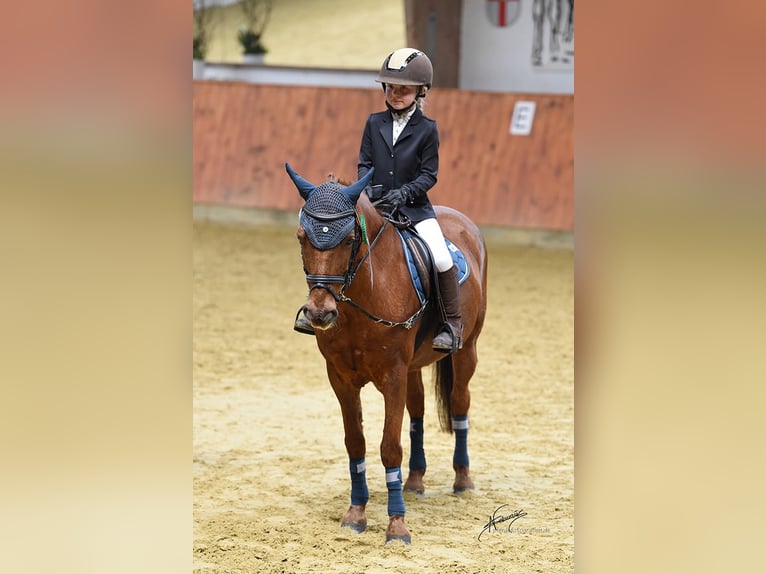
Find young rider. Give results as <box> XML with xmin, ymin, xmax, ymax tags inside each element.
<box><xmin>294</xmin><ymin>48</ymin><xmax>462</xmax><ymax>353</ymax></box>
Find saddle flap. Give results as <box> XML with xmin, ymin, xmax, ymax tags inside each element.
<box><xmin>396</xmin><ymin>229</ymin><xmax>471</xmax><ymax>305</ymax></box>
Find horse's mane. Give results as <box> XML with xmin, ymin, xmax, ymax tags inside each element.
<box><xmin>326</xmin><ymin>173</ymin><xmax>353</xmax><ymax>187</ymax></box>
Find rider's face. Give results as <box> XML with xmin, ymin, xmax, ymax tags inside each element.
<box><xmin>385</xmin><ymin>84</ymin><xmax>419</xmax><ymax>111</ymax></box>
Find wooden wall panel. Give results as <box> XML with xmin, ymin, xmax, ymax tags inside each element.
<box><xmin>193</xmin><ymin>81</ymin><xmax>573</xmax><ymax>230</ymax></box>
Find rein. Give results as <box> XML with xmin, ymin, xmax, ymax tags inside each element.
<box><xmin>303</xmin><ymin>207</ymin><xmax>429</xmax><ymax>330</ymax></box>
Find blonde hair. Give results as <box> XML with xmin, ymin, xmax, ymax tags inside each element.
<box><xmin>417</xmin><ymin>86</ymin><xmax>430</xmax><ymax>111</ymax></box>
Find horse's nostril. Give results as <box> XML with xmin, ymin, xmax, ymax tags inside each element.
<box><xmin>306</xmin><ymin>306</ymin><xmax>338</xmax><ymax>327</ymax></box>
<box><xmin>319</xmin><ymin>309</ymin><xmax>338</xmax><ymax>324</ymax></box>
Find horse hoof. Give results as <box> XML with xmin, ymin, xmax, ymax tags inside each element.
<box><xmin>385</xmin><ymin>533</ymin><xmax>411</xmax><ymax>546</ymax></box>
<box><xmin>404</xmin><ymin>470</ymin><xmax>425</xmax><ymax>495</ymax></box>
<box><xmin>453</xmin><ymin>465</ymin><xmax>474</xmax><ymax>493</ymax></box>
<box><xmin>403</xmin><ymin>487</ymin><xmax>425</xmax><ymax>497</ymax></box>
<box><xmin>341</xmin><ymin>504</ymin><xmax>367</xmax><ymax>533</ymax></box>
<box><xmin>385</xmin><ymin>515</ymin><xmax>410</xmax><ymax>545</ymax></box>
<box><xmin>341</xmin><ymin>520</ymin><xmax>366</xmax><ymax>534</ymax></box>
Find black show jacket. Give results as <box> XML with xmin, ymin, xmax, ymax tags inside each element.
<box><xmin>357</xmin><ymin>107</ymin><xmax>439</xmax><ymax>223</ymax></box>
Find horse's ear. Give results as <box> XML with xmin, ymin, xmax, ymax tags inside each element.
<box><xmin>285</xmin><ymin>163</ymin><xmax>315</xmax><ymax>200</ymax></box>
<box><xmin>342</xmin><ymin>168</ymin><xmax>375</xmax><ymax>204</ymax></box>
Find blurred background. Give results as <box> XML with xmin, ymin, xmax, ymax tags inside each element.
<box><xmin>196</xmin><ymin>0</ymin><xmax>407</xmax><ymax>67</ymax></box>
<box><xmin>192</xmin><ymin>0</ymin><xmax>573</xmax><ymax>236</ymax></box>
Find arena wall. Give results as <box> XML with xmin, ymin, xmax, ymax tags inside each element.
<box><xmin>193</xmin><ymin>80</ymin><xmax>573</xmax><ymax>230</ymax></box>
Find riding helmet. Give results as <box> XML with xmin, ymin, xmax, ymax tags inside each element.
<box><xmin>376</xmin><ymin>48</ymin><xmax>433</xmax><ymax>90</ymax></box>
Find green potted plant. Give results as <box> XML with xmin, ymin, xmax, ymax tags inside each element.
<box><xmin>193</xmin><ymin>35</ymin><xmax>206</xmax><ymax>60</ymax></box>
<box><xmin>237</xmin><ymin>28</ymin><xmax>267</xmax><ymax>62</ymax></box>
<box><xmin>238</xmin><ymin>0</ymin><xmax>272</xmax><ymax>64</ymax></box>
<box><xmin>193</xmin><ymin>1</ymin><xmax>213</xmax><ymax>78</ymax></box>
<box><xmin>193</xmin><ymin>34</ymin><xmax>206</xmax><ymax>78</ymax></box>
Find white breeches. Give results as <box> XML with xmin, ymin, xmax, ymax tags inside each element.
<box><xmin>414</xmin><ymin>218</ymin><xmax>454</xmax><ymax>273</ymax></box>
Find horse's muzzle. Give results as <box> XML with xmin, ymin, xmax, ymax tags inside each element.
<box><xmin>305</xmin><ymin>306</ymin><xmax>338</xmax><ymax>330</ymax></box>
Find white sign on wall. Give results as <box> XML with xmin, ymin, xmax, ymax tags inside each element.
<box><xmin>509</xmin><ymin>101</ymin><xmax>536</xmax><ymax>135</ymax></box>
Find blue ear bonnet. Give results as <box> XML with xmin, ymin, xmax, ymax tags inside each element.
<box><xmin>299</xmin><ymin>182</ymin><xmax>357</xmax><ymax>249</ymax></box>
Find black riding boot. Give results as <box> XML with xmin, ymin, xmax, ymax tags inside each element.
<box><xmin>293</xmin><ymin>305</ymin><xmax>315</xmax><ymax>335</ymax></box>
<box><xmin>432</xmin><ymin>266</ymin><xmax>463</xmax><ymax>353</ymax></box>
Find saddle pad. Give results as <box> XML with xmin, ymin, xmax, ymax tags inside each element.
<box><xmin>397</xmin><ymin>230</ymin><xmax>470</xmax><ymax>304</ymax></box>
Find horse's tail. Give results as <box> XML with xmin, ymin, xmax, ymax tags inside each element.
<box><xmin>434</xmin><ymin>356</ymin><xmax>454</xmax><ymax>434</ymax></box>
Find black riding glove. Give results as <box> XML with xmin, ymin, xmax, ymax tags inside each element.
<box><xmin>383</xmin><ymin>185</ymin><xmax>412</xmax><ymax>207</ymax></box>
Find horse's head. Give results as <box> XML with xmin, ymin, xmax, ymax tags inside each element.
<box><xmin>286</xmin><ymin>163</ymin><xmax>374</xmax><ymax>331</ymax></box>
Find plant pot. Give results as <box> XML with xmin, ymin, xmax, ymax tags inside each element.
<box><xmin>193</xmin><ymin>58</ymin><xmax>205</xmax><ymax>79</ymax></box>
<box><xmin>242</xmin><ymin>53</ymin><xmax>265</xmax><ymax>65</ymax></box>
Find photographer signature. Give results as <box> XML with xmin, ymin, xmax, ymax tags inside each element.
<box><xmin>478</xmin><ymin>505</ymin><xmax>528</xmax><ymax>541</ymax></box>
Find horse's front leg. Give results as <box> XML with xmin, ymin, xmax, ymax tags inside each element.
<box><xmin>380</xmin><ymin>367</ymin><xmax>411</xmax><ymax>545</ymax></box>
<box><xmin>404</xmin><ymin>369</ymin><xmax>426</xmax><ymax>495</ymax></box>
<box><xmin>328</xmin><ymin>371</ymin><xmax>368</xmax><ymax>533</ymax></box>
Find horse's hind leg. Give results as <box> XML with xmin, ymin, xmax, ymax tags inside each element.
<box><xmin>404</xmin><ymin>370</ymin><xmax>426</xmax><ymax>495</ymax></box>
<box><xmin>451</xmin><ymin>343</ymin><xmax>478</xmax><ymax>493</ymax></box>
<box><xmin>329</xmin><ymin>373</ymin><xmax>368</xmax><ymax>533</ymax></box>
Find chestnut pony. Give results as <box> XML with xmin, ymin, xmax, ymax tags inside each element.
<box><xmin>286</xmin><ymin>163</ymin><xmax>487</xmax><ymax>545</ymax></box>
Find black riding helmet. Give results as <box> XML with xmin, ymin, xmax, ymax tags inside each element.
<box><xmin>376</xmin><ymin>48</ymin><xmax>433</xmax><ymax>100</ymax></box>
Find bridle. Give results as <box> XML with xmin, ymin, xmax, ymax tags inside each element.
<box><xmin>301</xmin><ymin>206</ymin><xmax>429</xmax><ymax>329</ymax></box>
<box><xmin>301</xmin><ymin>204</ymin><xmax>360</xmax><ymax>297</ymax></box>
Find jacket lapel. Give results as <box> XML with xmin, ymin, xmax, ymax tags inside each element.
<box><xmin>377</xmin><ymin>116</ymin><xmax>394</xmax><ymax>153</ymax></box>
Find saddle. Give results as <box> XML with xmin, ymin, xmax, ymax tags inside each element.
<box><xmin>396</xmin><ymin>229</ymin><xmax>470</xmax><ymax>305</ymax></box>
<box><xmin>371</xmin><ymin>198</ymin><xmax>470</xmax><ymax>341</ymax></box>
<box><xmin>393</xmin><ymin>224</ymin><xmax>470</xmax><ymax>350</ymax></box>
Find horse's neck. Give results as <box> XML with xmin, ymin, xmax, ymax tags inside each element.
<box><xmin>349</xmin><ymin>198</ymin><xmax>423</xmax><ymax>320</ymax></box>
<box><xmin>358</xmin><ymin>196</ymin><xmax>388</xmax><ymax>242</ymax></box>
<box><xmin>356</xmin><ymin>198</ymin><xmax>401</xmax><ymax>274</ymax></box>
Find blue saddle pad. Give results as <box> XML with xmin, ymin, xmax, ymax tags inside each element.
<box><xmin>397</xmin><ymin>230</ymin><xmax>470</xmax><ymax>304</ymax></box>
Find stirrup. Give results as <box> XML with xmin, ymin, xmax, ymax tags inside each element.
<box><xmin>432</xmin><ymin>323</ymin><xmax>462</xmax><ymax>353</ymax></box>
<box><xmin>293</xmin><ymin>307</ymin><xmax>315</xmax><ymax>335</ymax></box>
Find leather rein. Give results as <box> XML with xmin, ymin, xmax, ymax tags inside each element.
<box><xmin>301</xmin><ymin>206</ymin><xmax>428</xmax><ymax>329</ymax></box>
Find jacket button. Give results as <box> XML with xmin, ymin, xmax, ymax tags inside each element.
<box><xmin>388</xmin><ymin>171</ymin><xmax>393</xmax><ymax>175</ymax></box>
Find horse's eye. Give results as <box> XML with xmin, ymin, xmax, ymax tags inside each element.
<box><xmin>344</xmin><ymin>237</ymin><xmax>354</xmax><ymax>247</ymax></box>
